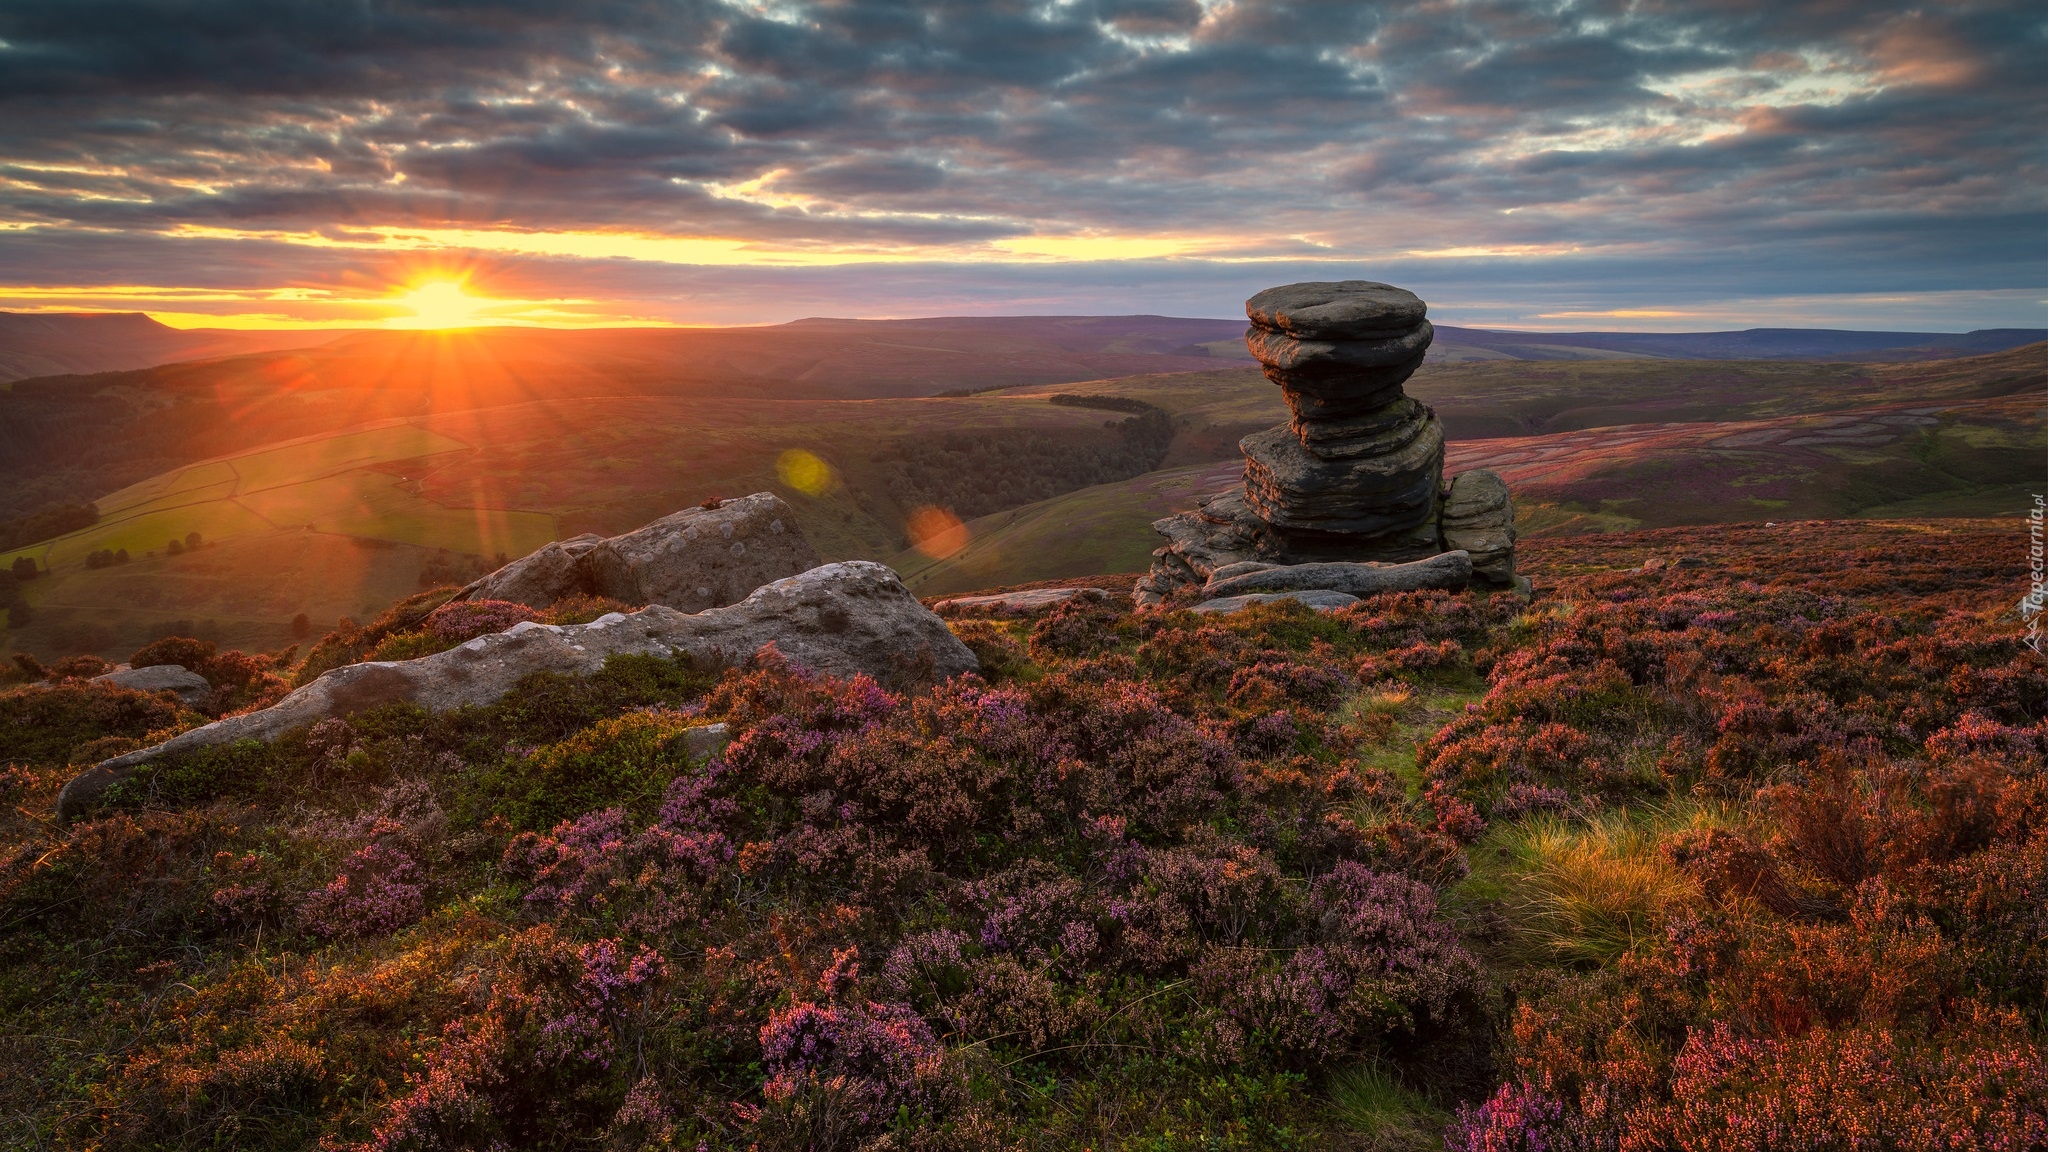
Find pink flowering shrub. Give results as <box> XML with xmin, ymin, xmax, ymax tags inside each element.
<box><xmin>298</xmin><ymin>840</ymin><xmax>425</xmax><ymax>938</ymax></box>
<box><xmin>755</xmin><ymin>1000</ymin><xmax>951</xmax><ymax>1143</ymax></box>
<box><xmin>421</xmin><ymin>598</ymin><xmax>541</xmax><ymax>643</ymax></box>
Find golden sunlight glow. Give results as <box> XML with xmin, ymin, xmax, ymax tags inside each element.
<box><xmin>389</xmin><ymin>280</ymin><xmax>491</xmax><ymax>329</ymax></box>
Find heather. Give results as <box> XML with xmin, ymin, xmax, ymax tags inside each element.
<box><xmin>1</xmin><ymin>519</ymin><xmax>2042</xmax><ymax>1149</ymax></box>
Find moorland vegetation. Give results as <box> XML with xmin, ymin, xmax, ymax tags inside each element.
<box><xmin>0</xmin><ymin>517</ymin><xmax>2039</xmax><ymax>1150</ymax></box>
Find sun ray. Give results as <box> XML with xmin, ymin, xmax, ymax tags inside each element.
<box><xmin>389</xmin><ymin>279</ymin><xmax>490</xmax><ymax>329</ymax></box>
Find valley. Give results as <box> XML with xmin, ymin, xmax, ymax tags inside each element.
<box><xmin>2</xmin><ymin>329</ymin><xmax>2040</xmax><ymax>657</ymax></box>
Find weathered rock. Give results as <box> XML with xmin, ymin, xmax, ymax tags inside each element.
<box><xmin>458</xmin><ymin>534</ymin><xmax>605</xmax><ymax>608</ymax></box>
<box><xmin>682</xmin><ymin>722</ymin><xmax>731</xmax><ymax>763</ymax></box>
<box><xmin>1148</xmin><ymin>491</ymin><xmax>1276</xmax><ymax>582</ymax></box>
<box><xmin>57</xmin><ymin>562</ymin><xmax>974</xmax><ymax>821</ymax></box>
<box><xmin>1200</xmin><ymin>551</ymin><xmax>1473</xmax><ymax>599</ymax></box>
<box><xmin>1292</xmin><ymin>396</ymin><xmax>1432</xmax><ymax>457</ymax></box>
<box><xmin>1143</xmin><ymin>280</ymin><xmax>1516</xmax><ymax>604</ymax></box>
<box><xmin>1190</xmin><ymin>590</ymin><xmax>1361</xmax><ymax>614</ymax></box>
<box><xmin>934</xmin><ymin>588</ymin><xmax>1107</xmax><ymax>614</ymax></box>
<box><xmin>1245</xmin><ymin>321</ymin><xmax>1434</xmax><ymax>375</ymax></box>
<box><xmin>459</xmin><ymin>493</ymin><xmax>820</xmax><ymax>612</ymax></box>
<box><xmin>1439</xmin><ymin>470</ymin><xmax>1516</xmax><ymax>587</ymax></box>
<box><xmin>91</xmin><ymin>664</ymin><xmax>212</xmax><ymax>704</ymax></box>
<box><xmin>1245</xmin><ymin>281</ymin><xmax>1427</xmax><ymax>339</ymax></box>
<box><xmin>1240</xmin><ymin>422</ymin><xmax>1444</xmax><ymax>540</ymax></box>
<box><xmin>1206</xmin><ymin>560</ymin><xmax>1283</xmax><ymax>582</ymax></box>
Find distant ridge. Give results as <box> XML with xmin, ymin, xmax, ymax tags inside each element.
<box><xmin>0</xmin><ymin>312</ymin><xmax>357</xmax><ymax>383</ymax></box>
<box><xmin>1430</xmin><ymin>325</ymin><xmax>2047</xmax><ymax>363</ymax></box>
<box><xmin>786</xmin><ymin>315</ymin><xmax>2048</xmax><ymax>364</ymax></box>
<box><xmin>3</xmin><ymin>310</ymin><xmax>2040</xmax><ymax>386</ymax></box>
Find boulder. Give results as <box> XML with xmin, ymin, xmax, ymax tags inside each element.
<box><xmin>459</xmin><ymin>493</ymin><xmax>821</xmax><ymax>611</ymax></box>
<box><xmin>1244</xmin><ymin>281</ymin><xmax>1428</xmax><ymax>339</ymax></box>
<box><xmin>1240</xmin><ymin>422</ymin><xmax>1444</xmax><ymax>540</ymax></box>
<box><xmin>91</xmin><ymin>664</ymin><xmax>212</xmax><ymax>704</ymax></box>
<box><xmin>1439</xmin><ymin>470</ymin><xmax>1516</xmax><ymax>587</ymax></box>
<box><xmin>458</xmin><ymin>534</ymin><xmax>605</xmax><ymax>608</ymax></box>
<box><xmin>1245</xmin><ymin>321</ymin><xmax>1434</xmax><ymax>374</ymax></box>
<box><xmin>1190</xmin><ymin>590</ymin><xmax>1360</xmax><ymax>614</ymax></box>
<box><xmin>1142</xmin><ymin>280</ymin><xmax>1517</xmax><ymax>605</ymax></box>
<box><xmin>934</xmin><ymin>588</ymin><xmax>1107</xmax><ymax>614</ymax></box>
<box><xmin>1200</xmin><ymin>551</ymin><xmax>1473</xmax><ymax>599</ymax></box>
<box><xmin>56</xmin><ymin>562</ymin><xmax>975</xmax><ymax>822</ymax></box>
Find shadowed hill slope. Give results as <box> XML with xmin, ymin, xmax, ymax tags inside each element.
<box><xmin>0</xmin><ymin>311</ymin><xmax>355</xmax><ymax>383</ymax></box>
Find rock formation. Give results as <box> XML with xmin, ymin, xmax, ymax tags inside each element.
<box><xmin>57</xmin><ymin>562</ymin><xmax>977</xmax><ymax>821</ymax></box>
<box><xmin>458</xmin><ymin>492</ymin><xmax>821</xmax><ymax>612</ymax></box>
<box><xmin>933</xmin><ymin>588</ymin><xmax>1110</xmax><ymax>614</ymax></box>
<box><xmin>1137</xmin><ymin>281</ymin><xmax>1519</xmax><ymax>606</ymax></box>
<box><xmin>91</xmin><ymin>664</ymin><xmax>213</xmax><ymax>704</ymax></box>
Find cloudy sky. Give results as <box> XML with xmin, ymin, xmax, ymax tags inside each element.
<box><xmin>0</xmin><ymin>0</ymin><xmax>2041</xmax><ymax>330</ymax></box>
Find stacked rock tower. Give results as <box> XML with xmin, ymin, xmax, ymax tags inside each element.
<box><xmin>1137</xmin><ymin>280</ymin><xmax>1518</xmax><ymax>607</ymax></box>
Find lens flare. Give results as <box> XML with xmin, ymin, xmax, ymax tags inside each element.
<box><xmin>906</xmin><ymin>506</ymin><xmax>969</xmax><ymax>559</ymax></box>
<box><xmin>776</xmin><ymin>449</ymin><xmax>840</xmax><ymax>496</ymax></box>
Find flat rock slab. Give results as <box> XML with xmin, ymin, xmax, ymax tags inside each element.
<box><xmin>934</xmin><ymin>588</ymin><xmax>1106</xmax><ymax>614</ymax></box>
<box><xmin>1245</xmin><ymin>281</ymin><xmax>1427</xmax><ymax>340</ymax></box>
<box><xmin>1191</xmin><ymin>590</ymin><xmax>1361</xmax><ymax>614</ymax></box>
<box><xmin>57</xmin><ymin>562</ymin><xmax>975</xmax><ymax>822</ymax></box>
<box><xmin>91</xmin><ymin>664</ymin><xmax>212</xmax><ymax>703</ymax></box>
<box><xmin>1202</xmin><ymin>551</ymin><xmax>1473</xmax><ymax>599</ymax></box>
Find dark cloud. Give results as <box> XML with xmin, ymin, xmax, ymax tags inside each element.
<box><xmin>0</xmin><ymin>0</ymin><xmax>2037</xmax><ymax>324</ymax></box>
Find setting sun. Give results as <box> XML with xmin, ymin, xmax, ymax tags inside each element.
<box><xmin>389</xmin><ymin>279</ymin><xmax>489</xmax><ymax>329</ymax></box>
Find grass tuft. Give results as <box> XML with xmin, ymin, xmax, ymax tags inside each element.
<box><xmin>1328</xmin><ymin>1062</ymin><xmax>1444</xmax><ymax>1149</ymax></box>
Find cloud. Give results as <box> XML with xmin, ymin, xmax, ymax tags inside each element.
<box><xmin>0</xmin><ymin>0</ymin><xmax>2037</xmax><ymax>328</ymax></box>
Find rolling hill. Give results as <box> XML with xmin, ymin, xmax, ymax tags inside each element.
<box><xmin>0</xmin><ymin>312</ymin><xmax>357</xmax><ymax>383</ymax></box>
<box><xmin>891</xmin><ymin>342</ymin><xmax>2047</xmax><ymax>593</ymax></box>
<box><xmin>3</xmin><ymin>329</ymin><xmax>2040</xmax><ymax>656</ymax></box>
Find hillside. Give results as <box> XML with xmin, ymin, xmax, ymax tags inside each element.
<box><xmin>0</xmin><ymin>517</ymin><xmax>2038</xmax><ymax>1148</ymax></box>
<box><xmin>0</xmin><ymin>391</ymin><xmax>1180</xmax><ymax>656</ymax></box>
<box><xmin>0</xmin><ymin>312</ymin><xmax>354</xmax><ymax>384</ymax></box>
<box><xmin>0</xmin><ymin>318</ymin><xmax>1237</xmax><ymax>528</ymax></box>
<box><xmin>6</xmin><ymin>318</ymin><xmax>2041</xmax><ymax>532</ymax></box>
<box><xmin>6</xmin><ymin>342</ymin><xmax>2042</xmax><ymax>656</ymax></box>
<box><xmin>896</xmin><ymin>343</ymin><xmax>2047</xmax><ymax>592</ymax></box>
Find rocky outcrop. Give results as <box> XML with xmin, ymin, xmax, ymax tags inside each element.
<box><xmin>462</xmin><ymin>533</ymin><xmax>607</xmax><ymax>607</ymax></box>
<box><xmin>57</xmin><ymin>562</ymin><xmax>975</xmax><ymax>821</ymax></box>
<box><xmin>1439</xmin><ymin>470</ymin><xmax>1516</xmax><ymax>587</ymax></box>
<box><xmin>1200</xmin><ymin>551</ymin><xmax>1472</xmax><ymax>599</ymax></box>
<box><xmin>459</xmin><ymin>493</ymin><xmax>821</xmax><ymax>611</ymax></box>
<box><xmin>91</xmin><ymin>664</ymin><xmax>212</xmax><ymax>704</ymax></box>
<box><xmin>1138</xmin><ymin>281</ymin><xmax>1520</xmax><ymax>606</ymax></box>
<box><xmin>933</xmin><ymin>588</ymin><xmax>1109</xmax><ymax>614</ymax></box>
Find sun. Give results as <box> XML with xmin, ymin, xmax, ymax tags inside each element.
<box><xmin>389</xmin><ymin>279</ymin><xmax>490</xmax><ymax>329</ymax></box>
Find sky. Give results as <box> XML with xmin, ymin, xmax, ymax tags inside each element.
<box><xmin>0</xmin><ymin>0</ymin><xmax>2041</xmax><ymax>332</ymax></box>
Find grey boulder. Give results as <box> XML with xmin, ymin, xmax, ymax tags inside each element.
<box><xmin>1201</xmin><ymin>551</ymin><xmax>1473</xmax><ymax>599</ymax></box>
<box><xmin>1245</xmin><ymin>321</ymin><xmax>1434</xmax><ymax>374</ymax></box>
<box><xmin>1241</xmin><ymin>421</ymin><xmax>1444</xmax><ymax>540</ymax></box>
<box><xmin>1439</xmin><ymin>470</ymin><xmax>1517</xmax><ymax>587</ymax></box>
<box><xmin>57</xmin><ymin>562</ymin><xmax>975</xmax><ymax>821</ymax></box>
<box><xmin>459</xmin><ymin>533</ymin><xmax>605</xmax><ymax>607</ymax></box>
<box><xmin>1245</xmin><ymin>281</ymin><xmax>1428</xmax><ymax>339</ymax></box>
<box><xmin>459</xmin><ymin>493</ymin><xmax>821</xmax><ymax>611</ymax></box>
<box><xmin>92</xmin><ymin>664</ymin><xmax>212</xmax><ymax>704</ymax></box>
<box><xmin>934</xmin><ymin>588</ymin><xmax>1108</xmax><ymax>614</ymax></box>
